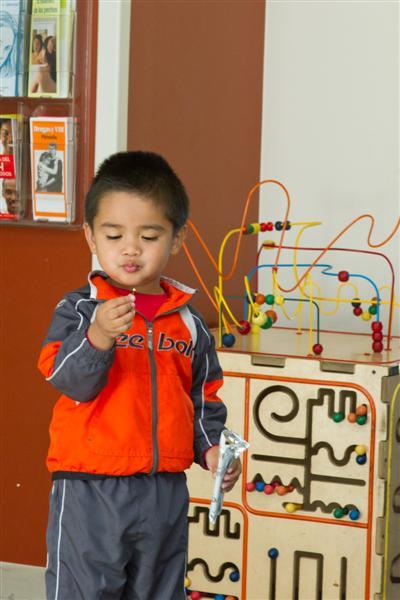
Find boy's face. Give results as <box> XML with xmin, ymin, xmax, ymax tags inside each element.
<box><xmin>84</xmin><ymin>191</ymin><xmax>186</xmax><ymax>293</ymax></box>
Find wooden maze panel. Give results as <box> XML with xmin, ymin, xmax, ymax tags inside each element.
<box><xmin>246</xmin><ymin>515</ymin><xmax>367</xmax><ymax>599</ymax></box>
<box><xmin>246</xmin><ymin>380</ymin><xmax>373</xmax><ymax>522</ymax></box>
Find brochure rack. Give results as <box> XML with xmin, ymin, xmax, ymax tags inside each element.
<box><xmin>0</xmin><ymin>0</ymin><xmax>97</xmax><ymax>228</ymax></box>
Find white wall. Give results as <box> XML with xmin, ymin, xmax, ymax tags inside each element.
<box><xmin>259</xmin><ymin>0</ymin><xmax>399</xmax><ymax>334</ymax></box>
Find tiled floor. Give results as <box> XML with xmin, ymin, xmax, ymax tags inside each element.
<box><xmin>0</xmin><ymin>563</ymin><xmax>45</xmax><ymax>600</ymax></box>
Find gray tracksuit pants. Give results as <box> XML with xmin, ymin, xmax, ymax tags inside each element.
<box><xmin>46</xmin><ymin>473</ymin><xmax>189</xmax><ymax>600</ymax></box>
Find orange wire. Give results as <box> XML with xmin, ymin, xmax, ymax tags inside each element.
<box><xmin>275</xmin><ymin>214</ymin><xmax>400</xmax><ymax>294</ymax></box>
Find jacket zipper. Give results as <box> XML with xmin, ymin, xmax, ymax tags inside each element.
<box><xmin>146</xmin><ymin>322</ymin><xmax>159</xmax><ymax>475</ymax></box>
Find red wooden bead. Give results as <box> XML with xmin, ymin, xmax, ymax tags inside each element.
<box><xmin>372</xmin><ymin>331</ymin><xmax>383</xmax><ymax>342</ymax></box>
<box><xmin>246</xmin><ymin>482</ymin><xmax>256</xmax><ymax>491</ymax></box>
<box><xmin>255</xmin><ymin>293</ymin><xmax>265</xmax><ymax>305</ymax></box>
<box><xmin>237</xmin><ymin>320</ymin><xmax>251</xmax><ymax>335</ymax></box>
<box><xmin>338</xmin><ymin>270</ymin><xmax>349</xmax><ymax>282</ymax></box>
<box><xmin>260</xmin><ymin>222</ymin><xmax>268</xmax><ymax>232</ymax></box>
<box><xmin>347</xmin><ymin>413</ymin><xmax>357</xmax><ymax>423</ymax></box>
<box><xmin>353</xmin><ymin>307</ymin><xmax>362</xmax><ymax>316</ymax></box>
<box><xmin>371</xmin><ymin>321</ymin><xmax>383</xmax><ymax>332</ymax></box>
<box><xmin>266</xmin><ymin>221</ymin><xmax>274</xmax><ymax>231</ymax></box>
<box><xmin>264</xmin><ymin>484</ymin><xmax>274</xmax><ymax>495</ymax></box>
<box><xmin>313</xmin><ymin>343</ymin><xmax>323</xmax><ymax>355</ymax></box>
<box><xmin>355</xmin><ymin>404</ymin><xmax>368</xmax><ymax>416</ymax></box>
<box><xmin>372</xmin><ymin>341</ymin><xmax>383</xmax><ymax>353</ymax></box>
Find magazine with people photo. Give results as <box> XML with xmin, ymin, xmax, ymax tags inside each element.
<box><xmin>0</xmin><ymin>114</ymin><xmax>24</xmax><ymax>220</ymax></box>
<box><xmin>0</xmin><ymin>0</ymin><xmax>30</xmax><ymax>97</ymax></box>
<box><xmin>30</xmin><ymin>116</ymin><xmax>75</xmax><ymax>222</ymax></box>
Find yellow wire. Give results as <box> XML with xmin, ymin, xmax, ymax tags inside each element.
<box><xmin>213</xmin><ymin>286</ymin><xmax>241</xmax><ymax>328</ymax></box>
<box><xmin>383</xmin><ymin>382</ymin><xmax>400</xmax><ymax>599</ymax></box>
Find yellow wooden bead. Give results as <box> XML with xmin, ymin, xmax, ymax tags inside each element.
<box><xmin>275</xmin><ymin>295</ymin><xmax>284</xmax><ymax>305</ymax></box>
<box><xmin>252</xmin><ymin>311</ymin><xmax>268</xmax><ymax>326</ymax></box>
<box><xmin>361</xmin><ymin>311</ymin><xmax>372</xmax><ymax>321</ymax></box>
<box><xmin>251</xmin><ymin>222</ymin><xmax>261</xmax><ymax>234</ymax></box>
<box><xmin>184</xmin><ymin>577</ymin><xmax>191</xmax><ymax>587</ymax></box>
<box><xmin>355</xmin><ymin>444</ymin><xmax>367</xmax><ymax>456</ymax></box>
<box><xmin>285</xmin><ymin>503</ymin><xmax>302</xmax><ymax>513</ymax></box>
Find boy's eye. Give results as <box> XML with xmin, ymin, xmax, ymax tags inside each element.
<box><xmin>142</xmin><ymin>236</ymin><xmax>158</xmax><ymax>241</ymax></box>
<box><xmin>106</xmin><ymin>235</ymin><xmax>122</xmax><ymax>240</ymax></box>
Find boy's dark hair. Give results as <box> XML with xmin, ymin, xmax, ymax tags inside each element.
<box><xmin>85</xmin><ymin>151</ymin><xmax>189</xmax><ymax>233</ymax></box>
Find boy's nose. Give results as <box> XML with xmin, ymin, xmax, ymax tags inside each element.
<box><xmin>123</xmin><ymin>244</ymin><xmax>140</xmax><ymax>256</ymax></box>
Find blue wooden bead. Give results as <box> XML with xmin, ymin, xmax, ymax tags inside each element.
<box><xmin>214</xmin><ymin>595</ymin><xmax>225</xmax><ymax>600</ymax></box>
<box><xmin>268</xmin><ymin>547</ymin><xmax>279</xmax><ymax>559</ymax></box>
<box><xmin>229</xmin><ymin>571</ymin><xmax>240</xmax><ymax>582</ymax></box>
<box><xmin>222</xmin><ymin>333</ymin><xmax>235</xmax><ymax>347</ymax></box>
<box><xmin>349</xmin><ymin>509</ymin><xmax>360</xmax><ymax>520</ymax></box>
<box><xmin>255</xmin><ymin>481</ymin><xmax>265</xmax><ymax>492</ymax></box>
<box><xmin>356</xmin><ymin>454</ymin><xmax>367</xmax><ymax>465</ymax></box>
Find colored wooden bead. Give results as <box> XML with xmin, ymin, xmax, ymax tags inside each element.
<box><xmin>222</xmin><ymin>333</ymin><xmax>235</xmax><ymax>347</ymax></box>
<box><xmin>190</xmin><ymin>592</ymin><xmax>202</xmax><ymax>600</ymax></box>
<box><xmin>351</xmin><ymin>298</ymin><xmax>361</xmax><ymax>308</ymax></box>
<box><xmin>275</xmin><ymin>221</ymin><xmax>283</xmax><ymax>231</ymax></box>
<box><xmin>356</xmin><ymin>415</ymin><xmax>367</xmax><ymax>425</ymax></box>
<box><xmin>264</xmin><ymin>484</ymin><xmax>274</xmax><ymax>495</ymax></box>
<box><xmin>356</xmin><ymin>454</ymin><xmax>367</xmax><ymax>465</ymax></box>
<box><xmin>372</xmin><ymin>331</ymin><xmax>383</xmax><ymax>342</ymax></box>
<box><xmin>285</xmin><ymin>503</ymin><xmax>301</xmax><ymax>513</ymax></box>
<box><xmin>333</xmin><ymin>508</ymin><xmax>344</xmax><ymax>518</ymax></box>
<box><xmin>251</xmin><ymin>222</ymin><xmax>261</xmax><ymax>234</ymax></box>
<box><xmin>214</xmin><ymin>595</ymin><xmax>225</xmax><ymax>600</ymax></box>
<box><xmin>266</xmin><ymin>221</ymin><xmax>274</xmax><ymax>231</ymax></box>
<box><xmin>276</xmin><ymin>485</ymin><xmax>289</xmax><ymax>496</ymax></box>
<box><xmin>252</xmin><ymin>312</ymin><xmax>268</xmax><ymax>327</ymax></box>
<box><xmin>353</xmin><ymin>307</ymin><xmax>363</xmax><ymax>316</ymax></box>
<box><xmin>347</xmin><ymin>412</ymin><xmax>357</xmax><ymax>423</ymax></box>
<box><xmin>338</xmin><ymin>270</ymin><xmax>349</xmax><ymax>282</ymax></box>
<box><xmin>260</xmin><ymin>222</ymin><xmax>268</xmax><ymax>232</ymax></box>
<box><xmin>185</xmin><ymin>577</ymin><xmax>191</xmax><ymax>588</ymax></box>
<box><xmin>245</xmin><ymin>224</ymin><xmax>254</xmax><ymax>234</ymax></box>
<box><xmin>225</xmin><ymin>597</ymin><xmax>236</xmax><ymax>600</ymax></box>
<box><xmin>313</xmin><ymin>343</ymin><xmax>323</xmax><ymax>355</ymax></box>
<box><xmin>361</xmin><ymin>311</ymin><xmax>372</xmax><ymax>321</ymax></box>
<box><xmin>372</xmin><ymin>341</ymin><xmax>383</xmax><ymax>353</ymax></box>
<box><xmin>246</xmin><ymin>482</ymin><xmax>256</xmax><ymax>491</ymax></box>
<box><xmin>275</xmin><ymin>295</ymin><xmax>284</xmax><ymax>305</ymax></box>
<box><xmin>368</xmin><ymin>304</ymin><xmax>377</xmax><ymax>315</ymax></box>
<box><xmin>260</xmin><ymin>316</ymin><xmax>273</xmax><ymax>330</ymax></box>
<box><xmin>255</xmin><ymin>293</ymin><xmax>265</xmax><ymax>305</ymax></box>
<box><xmin>256</xmin><ymin>481</ymin><xmax>265</xmax><ymax>492</ymax></box>
<box><xmin>355</xmin><ymin>444</ymin><xmax>367</xmax><ymax>455</ymax></box>
<box><xmin>371</xmin><ymin>321</ymin><xmax>383</xmax><ymax>332</ymax></box>
<box><xmin>229</xmin><ymin>571</ymin><xmax>240</xmax><ymax>582</ymax></box>
<box><xmin>370</xmin><ymin>296</ymin><xmax>378</xmax><ymax>305</ymax></box>
<box><xmin>268</xmin><ymin>548</ymin><xmax>279</xmax><ymax>559</ymax></box>
<box><xmin>355</xmin><ymin>404</ymin><xmax>368</xmax><ymax>416</ymax></box>
<box><xmin>265</xmin><ymin>294</ymin><xmax>275</xmax><ymax>305</ymax></box>
<box><xmin>333</xmin><ymin>412</ymin><xmax>344</xmax><ymax>423</ymax></box>
<box><xmin>266</xmin><ymin>310</ymin><xmax>278</xmax><ymax>323</ymax></box>
<box><xmin>284</xmin><ymin>221</ymin><xmax>291</xmax><ymax>230</ymax></box>
<box><xmin>349</xmin><ymin>508</ymin><xmax>360</xmax><ymax>520</ymax></box>
<box><xmin>237</xmin><ymin>320</ymin><xmax>251</xmax><ymax>335</ymax></box>
<box><xmin>263</xmin><ymin>239</ymin><xmax>275</xmax><ymax>247</ymax></box>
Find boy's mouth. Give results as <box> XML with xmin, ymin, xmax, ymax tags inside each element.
<box><xmin>123</xmin><ymin>263</ymin><xmax>140</xmax><ymax>273</ymax></box>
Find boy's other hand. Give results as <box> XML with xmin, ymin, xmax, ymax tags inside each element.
<box><xmin>87</xmin><ymin>295</ymin><xmax>135</xmax><ymax>351</ymax></box>
<box><xmin>204</xmin><ymin>446</ymin><xmax>242</xmax><ymax>493</ymax></box>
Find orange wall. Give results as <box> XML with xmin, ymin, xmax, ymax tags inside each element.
<box><xmin>128</xmin><ymin>0</ymin><xmax>266</xmax><ymax>325</ymax></box>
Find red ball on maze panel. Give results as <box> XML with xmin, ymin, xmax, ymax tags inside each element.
<box><xmin>264</xmin><ymin>484</ymin><xmax>274</xmax><ymax>495</ymax></box>
<box><xmin>347</xmin><ymin>413</ymin><xmax>357</xmax><ymax>423</ymax></box>
<box><xmin>371</xmin><ymin>321</ymin><xmax>383</xmax><ymax>332</ymax></box>
<box><xmin>338</xmin><ymin>270</ymin><xmax>349</xmax><ymax>282</ymax></box>
<box><xmin>313</xmin><ymin>343</ymin><xmax>323</xmax><ymax>355</ymax></box>
<box><xmin>246</xmin><ymin>482</ymin><xmax>256</xmax><ymax>491</ymax></box>
<box><xmin>190</xmin><ymin>592</ymin><xmax>201</xmax><ymax>600</ymax></box>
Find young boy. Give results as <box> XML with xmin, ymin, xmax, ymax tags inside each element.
<box><xmin>38</xmin><ymin>151</ymin><xmax>241</xmax><ymax>600</ymax></box>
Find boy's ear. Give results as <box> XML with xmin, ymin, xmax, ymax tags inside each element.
<box><xmin>171</xmin><ymin>224</ymin><xmax>188</xmax><ymax>256</ymax></box>
<box><xmin>84</xmin><ymin>223</ymin><xmax>97</xmax><ymax>254</ymax></box>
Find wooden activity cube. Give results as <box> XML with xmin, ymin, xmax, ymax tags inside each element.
<box><xmin>186</xmin><ymin>335</ymin><xmax>400</xmax><ymax>600</ymax></box>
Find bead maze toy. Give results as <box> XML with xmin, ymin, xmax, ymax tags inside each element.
<box><xmin>184</xmin><ymin>180</ymin><xmax>400</xmax><ymax>599</ymax></box>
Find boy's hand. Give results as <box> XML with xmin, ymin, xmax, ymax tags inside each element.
<box><xmin>204</xmin><ymin>446</ymin><xmax>242</xmax><ymax>492</ymax></box>
<box><xmin>87</xmin><ymin>295</ymin><xmax>135</xmax><ymax>351</ymax></box>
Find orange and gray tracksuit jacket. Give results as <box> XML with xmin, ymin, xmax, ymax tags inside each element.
<box><xmin>38</xmin><ymin>272</ymin><xmax>227</xmax><ymax>478</ymax></box>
